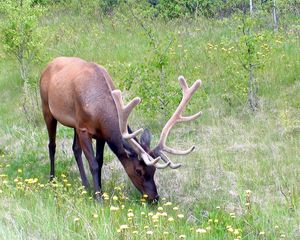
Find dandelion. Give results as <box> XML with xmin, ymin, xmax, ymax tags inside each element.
<box><xmin>61</xmin><ymin>174</ymin><xmax>66</xmax><ymax>178</ymax></box>
<box><xmin>74</xmin><ymin>217</ymin><xmax>80</xmax><ymax>222</ymax></box>
<box><xmin>206</xmin><ymin>226</ymin><xmax>211</xmax><ymax>231</ymax></box>
<box><xmin>177</xmin><ymin>214</ymin><xmax>184</xmax><ymax>219</ymax></box>
<box><xmin>173</xmin><ymin>206</ymin><xmax>179</xmax><ymax>211</ymax></box>
<box><xmin>164</xmin><ymin>201</ymin><xmax>172</xmax><ymax>206</ymax></box>
<box><xmin>132</xmin><ymin>231</ymin><xmax>138</xmax><ymax>234</ymax></box>
<box><xmin>141</xmin><ymin>212</ymin><xmax>145</xmax><ymax>216</ymax></box>
<box><xmin>113</xmin><ymin>196</ymin><xmax>118</xmax><ymax>201</ymax></box>
<box><xmin>216</xmin><ymin>206</ymin><xmax>220</xmax><ymax>209</ymax></box>
<box><xmin>163</xmin><ymin>231</ymin><xmax>169</xmax><ymax>235</ymax></box>
<box><xmin>144</xmin><ymin>226</ymin><xmax>149</xmax><ymax>229</ymax></box>
<box><xmin>214</xmin><ymin>219</ymin><xmax>219</xmax><ymax>223</ymax></box>
<box><xmin>280</xmin><ymin>234</ymin><xmax>286</xmax><ymax>238</ymax></box>
<box><xmin>179</xmin><ymin>235</ymin><xmax>186</xmax><ymax>239</ymax></box>
<box><xmin>0</xmin><ymin>190</ymin><xmax>2</xmax><ymax>194</ymax></box>
<box><xmin>110</xmin><ymin>206</ymin><xmax>119</xmax><ymax>211</ymax></box>
<box><xmin>259</xmin><ymin>231</ymin><xmax>265</xmax><ymax>235</ymax></box>
<box><xmin>66</xmin><ymin>183</ymin><xmax>71</xmax><ymax>187</ymax></box>
<box><xmin>178</xmin><ymin>45</ymin><xmax>182</xmax><ymax>48</ymax></box>
<box><xmin>81</xmin><ymin>190</ymin><xmax>87</xmax><ymax>195</ymax></box>
<box><xmin>17</xmin><ymin>169</ymin><xmax>22</xmax><ymax>173</ymax></box>
<box><xmin>120</xmin><ymin>224</ymin><xmax>129</xmax><ymax>230</ymax></box>
<box><xmin>227</xmin><ymin>227</ymin><xmax>234</xmax><ymax>232</ymax></box>
<box><xmin>146</xmin><ymin>230</ymin><xmax>153</xmax><ymax>235</ymax></box>
<box><xmin>168</xmin><ymin>217</ymin><xmax>174</xmax><ymax>222</ymax></box>
<box><xmin>246</xmin><ymin>189</ymin><xmax>252</xmax><ymax>194</ymax></box>
<box><xmin>148</xmin><ymin>212</ymin><xmax>154</xmax><ymax>217</ymax></box>
<box><xmin>208</xmin><ymin>219</ymin><xmax>213</xmax><ymax>223</ymax></box>
<box><xmin>143</xmin><ymin>194</ymin><xmax>148</xmax><ymax>198</ymax></box>
<box><xmin>234</xmin><ymin>229</ymin><xmax>240</xmax><ymax>235</ymax></box>
<box><xmin>274</xmin><ymin>225</ymin><xmax>279</xmax><ymax>230</ymax></box>
<box><xmin>157</xmin><ymin>207</ymin><xmax>163</xmax><ymax>211</ymax></box>
<box><xmin>127</xmin><ymin>212</ymin><xmax>134</xmax><ymax>218</ymax></box>
<box><xmin>196</xmin><ymin>228</ymin><xmax>207</xmax><ymax>233</ymax></box>
<box><xmin>161</xmin><ymin>212</ymin><xmax>168</xmax><ymax>217</ymax></box>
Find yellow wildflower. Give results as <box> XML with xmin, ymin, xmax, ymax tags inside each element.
<box><xmin>179</xmin><ymin>235</ymin><xmax>186</xmax><ymax>239</ymax></box>
<box><xmin>177</xmin><ymin>214</ymin><xmax>184</xmax><ymax>219</ymax></box>
<box><xmin>113</xmin><ymin>196</ymin><xmax>118</xmax><ymax>201</ymax></box>
<box><xmin>110</xmin><ymin>206</ymin><xmax>119</xmax><ymax>211</ymax></box>
<box><xmin>120</xmin><ymin>224</ymin><xmax>129</xmax><ymax>230</ymax></box>
<box><xmin>146</xmin><ymin>230</ymin><xmax>153</xmax><ymax>235</ymax></box>
<box><xmin>196</xmin><ymin>228</ymin><xmax>207</xmax><ymax>233</ymax></box>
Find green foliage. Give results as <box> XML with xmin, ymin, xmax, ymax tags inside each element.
<box><xmin>99</xmin><ymin>0</ymin><xmax>120</xmax><ymax>14</ymax></box>
<box><xmin>0</xmin><ymin>0</ymin><xmax>45</xmax><ymax>81</ymax></box>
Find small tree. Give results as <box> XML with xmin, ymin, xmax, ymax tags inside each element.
<box><xmin>0</xmin><ymin>0</ymin><xmax>44</xmax><ymax>83</ymax></box>
<box><xmin>0</xmin><ymin>0</ymin><xmax>45</xmax><ymax>124</ymax></box>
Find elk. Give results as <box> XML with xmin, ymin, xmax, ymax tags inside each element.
<box><xmin>40</xmin><ymin>57</ymin><xmax>202</xmax><ymax>202</ymax></box>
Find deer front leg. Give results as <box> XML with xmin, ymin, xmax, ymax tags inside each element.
<box><xmin>95</xmin><ymin>139</ymin><xmax>105</xmax><ymax>191</ymax></box>
<box><xmin>72</xmin><ymin>129</ymin><xmax>89</xmax><ymax>189</ymax></box>
<box><xmin>76</xmin><ymin>128</ymin><xmax>101</xmax><ymax>201</ymax></box>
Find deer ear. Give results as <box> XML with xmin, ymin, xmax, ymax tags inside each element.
<box><xmin>140</xmin><ymin>129</ymin><xmax>151</xmax><ymax>150</ymax></box>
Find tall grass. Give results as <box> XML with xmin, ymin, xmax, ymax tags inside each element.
<box><xmin>0</xmin><ymin>4</ymin><xmax>299</xmax><ymax>239</ymax></box>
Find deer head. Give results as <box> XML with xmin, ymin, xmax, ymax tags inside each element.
<box><xmin>112</xmin><ymin>76</ymin><xmax>202</xmax><ymax>201</ymax></box>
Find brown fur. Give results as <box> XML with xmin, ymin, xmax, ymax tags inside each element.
<box><xmin>40</xmin><ymin>57</ymin><xmax>158</xmax><ymax>201</ymax></box>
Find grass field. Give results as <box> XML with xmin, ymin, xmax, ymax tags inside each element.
<box><xmin>0</xmin><ymin>4</ymin><xmax>300</xmax><ymax>239</ymax></box>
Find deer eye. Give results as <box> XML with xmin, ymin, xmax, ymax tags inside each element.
<box><xmin>135</xmin><ymin>169</ymin><xmax>143</xmax><ymax>177</ymax></box>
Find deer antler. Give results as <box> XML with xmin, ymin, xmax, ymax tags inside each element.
<box><xmin>112</xmin><ymin>90</ymin><xmax>169</xmax><ymax>168</ymax></box>
<box><xmin>152</xmin><ymin>76</ymin><xmax>202</xmax><ymax>169</ymax></box>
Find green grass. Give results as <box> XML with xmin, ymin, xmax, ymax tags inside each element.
<box><xmin>0</xmin><ymin>4</ymin><xmax>300</xmax><ymax>240</ymax></box>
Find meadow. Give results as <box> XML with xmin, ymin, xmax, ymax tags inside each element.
<box><xmin>0</xmin><ymin>2</ymin><xmax>300</xmax><ymax>239</ymax></box>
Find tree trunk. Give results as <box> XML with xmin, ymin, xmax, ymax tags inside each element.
<box><xmin>248</xmin><ymin>63</ymin><xmax>256</xmax><ymax>111</ymax></box>
<box><xmin>273</xmin><ymin>0</ymin><xmax>278</xmax><ymax>32</ymax></box>
<box><xmin>249</xmin><ymin>0</ymin><xmax>253</xmax><ymax>15</ymax></box>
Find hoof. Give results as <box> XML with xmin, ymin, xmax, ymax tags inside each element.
<box><xmin>94</xmin><ymin>192</ymin><xmax>103</xmax><ymax>204</ymax></box>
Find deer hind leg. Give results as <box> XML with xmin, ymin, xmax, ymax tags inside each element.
<box><xmin>95</xmin><ymin>139</ymin><xmax>105</xmax><ymax>190</ymax></box>
<box><xmin>42</xmin><ymin>106</ymin><xmax>57</xmax><ymax>181</ymax></box>
<box><xmin>72</xmin><ymin>129</ymin><xmax>89</xmax><ymax>189</ymax></box>
<box><xmin>76</xmin><ymin>128</ymin><xmax>101</xmax><ymax>200</ymax></box>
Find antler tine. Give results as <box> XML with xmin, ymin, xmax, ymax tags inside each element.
<box><xmin>112</xmin><ymin>89</ymin><xmax>164</xmax><ymax>168</ymax></box>
<box><xmin>153</xmin><ymin>76</ymin><xmax>202</xmax><ymax>169</ymax></box>
<box><xmin>112</xmin><ymin>90</ymin><xmax>143</xmax><ymax>139</ymax></box>
<box><xmin>160</xmin><ymin>152</ymin><xmax>182</xmax><ymax>169</ymax></box>
<box><xmin>163</xmin><ymin>145</ymin><xmax>195</xmax><ymax>155</ymax></box>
